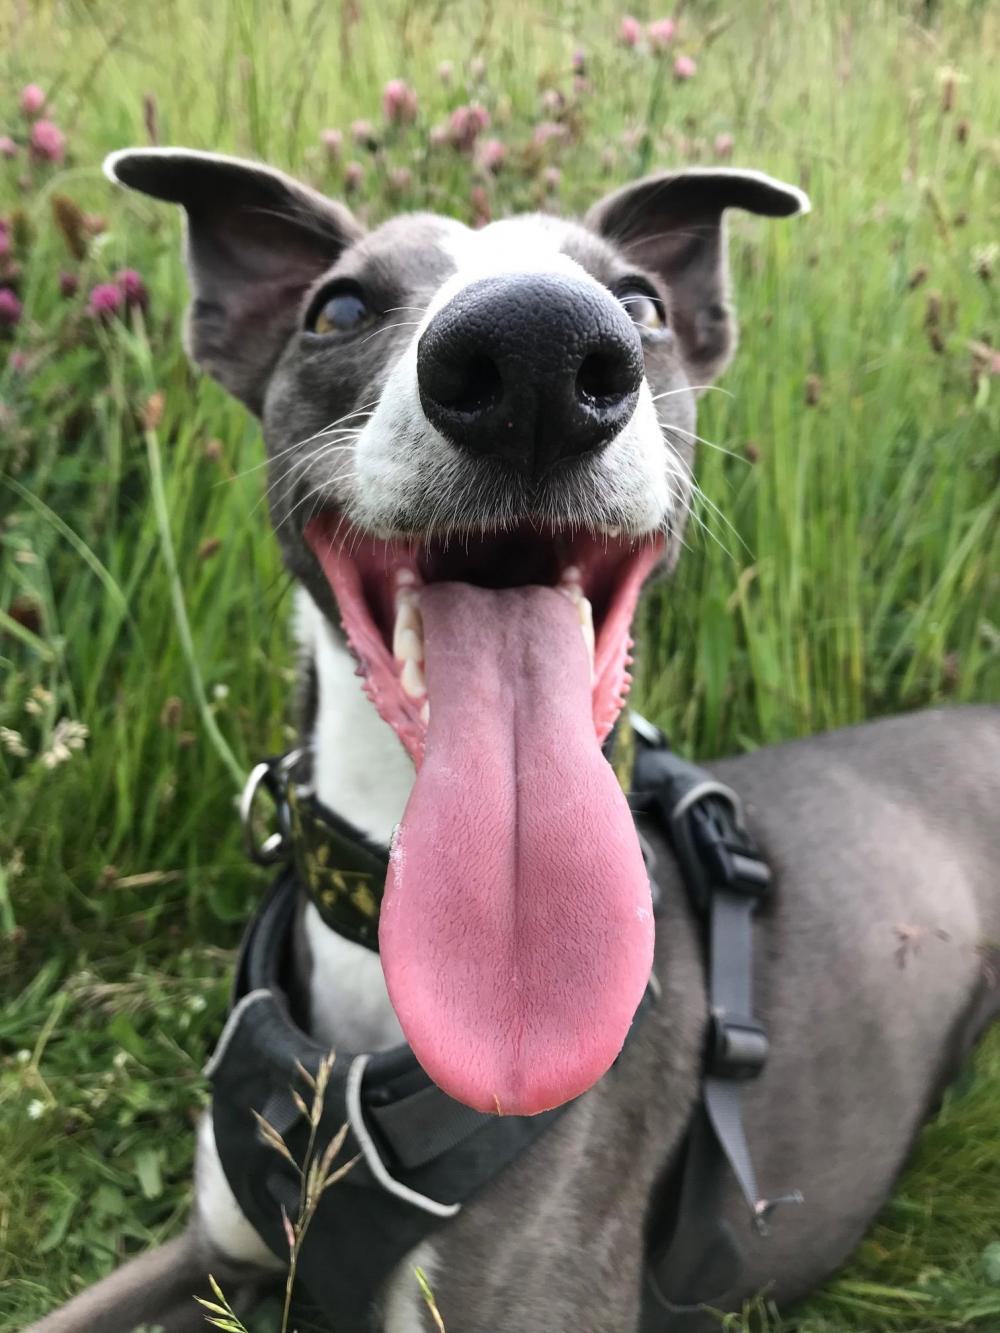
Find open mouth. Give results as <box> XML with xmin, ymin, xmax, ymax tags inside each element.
<box><xmin>305</xmin><ymin>516</ymin><xmax>664</xmax><ymax>761</ymax></box>
<box><xmin>305</xmin><ymin>514</ymin><xmax>664</xmax><ymax>1117</ymax></box>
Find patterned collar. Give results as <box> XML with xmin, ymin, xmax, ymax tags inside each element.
<box><xmin>243</xmin><ymin>719</ymin><xmax>633</xmax><ymax>955</ymax></box>
<box><xmin>287</xmin><ymin>781</ymin><xmax>389</xmax><ymax>952</ymax></box>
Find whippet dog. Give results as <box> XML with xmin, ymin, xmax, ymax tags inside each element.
<box><xmin>30</xmin><ymin>148</ymin><xmax>1000</xmax><ymax>1333</ymax></box>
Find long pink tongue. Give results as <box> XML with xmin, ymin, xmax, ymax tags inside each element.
<box><xmin>379</xmin><ymin>583</ymin><xmax>653</xmax><ymax>1116</ymax></box>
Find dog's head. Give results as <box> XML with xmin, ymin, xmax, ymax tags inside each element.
<box><xmin>108</xmin><ymin>148</ymin><xmax>807</xmax><ymax>1114</ymax></box>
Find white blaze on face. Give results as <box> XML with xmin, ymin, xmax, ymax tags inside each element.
<box><xmin>349</xmin><ymin>216</ymin><xmax>677</xmax><ymax>535</ymax></box>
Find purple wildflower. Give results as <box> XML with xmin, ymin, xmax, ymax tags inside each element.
<box><xmin>115</xmin><ymin>268</ymin><xmax>148</xmax><ymax>311</ymax></box>
<box><xmin>448</xmin><ymin>103</ymin><xmax>490</xmax><ymax>151</ymax></box>
<box><xmin>0</xmin><ymin>287</ymin><xmax>23</xmax><ymax>327</ymax></box>
<box><xmin>532</xmin><ymin>121</ymin><xmax>567</xmax><ymax>148</ymax></box>
<box><xmin>321</xmin><ymin>128</ymin><xmax>343</xmax><ymax>159</ymax></box>
<box><xmin>21</xmin><ymin>85</ymin><xmax>46</xmax><ymax>117</ymax></box>
<box><xmin>673</xmin><ymin>54</ymin><xmax>697</xmax><ymax>80</ymax></box>
<box><xmin>383</xmin><ymin>79</ymin><xmax>418</xmax><ymax>125</ymax></box>
<box><xmin>88</xmin><ymin>282</ymin><xmax>123</xmax><ymax>319</ymax></box>
<box><xmin>648</xmin><ymin>18</ymin><xmax>676</xmax><ymax>50</ymax></box>
<box><xmin>476</xmin><ymin>137</ymin><xmax>506</xmax><ymax>173</ymax></box>
<box><xmin>59</xmin><ymin>271</ymin><xmax>79</xmax><ymax>298</ymax></box>
<box><xmin>344</xmin><ymin>162</ymin><xmax>364</xmax><ymax>193</ymax></box>
<box><xmin>0</xmin><ymin>136</ymin><xmax>17</xmax><ymax>160</ymax></box>
<box><xmin>29</xmin><ymin>120</ymin><xmax>65</xmax><ymax>163</ymax></box>
<box><xmin>619</xmin><ymin>15</ymin><xmax>641</xmax><ymax>46</ymax></box>
<box><xmin>350</xmin><ymin>119</ymin><xmax>379</xmax><ymax>151</ymax></box>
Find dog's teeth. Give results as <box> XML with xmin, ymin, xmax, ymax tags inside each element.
<box><xmin>392</xmin><ymin>598</ymin><xmax>424</xmax><ymax>657</ymax></box>
<box><xmin>395</xmin><ymin>587</ymin><xmax>420</xmax><ymax>611</ymax></box>
<box><xmin>560</xmin><ymin>565</ymin><xmax>582</xmax><ymax>585</ymax></box>
<box><xmin>597</xmin><ymin>525</ymin><xmax>621</xmax><ymax>538</ymax></box>
<box><xmin>400</xmin><ymin>657</ymin><xmax>427</xmax><ymax>699</ymax></box>
<box><xmin>394</xmin><ymin>627</ymin><xmax>423</xmax><ymax>664</ymax></box>
<box><xmin>578</xmin><ymin>596</ymin><xmax>595</xmax><ymax>676</ymax></box>
<box><xmin>395</xmin><ymin>568</ymin><xmax>420</xmax><ymax>589</ymax></box>
<box><xmin>420</xmin><ymin>701</ymin><xmax>430</xmax><ymax>725</ymax></box>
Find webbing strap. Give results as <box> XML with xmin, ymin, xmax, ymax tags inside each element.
<box><xmin>704</xmin><ymin>887</ymin><xmax>763</xmax><ymax>1218</ymax></box>
<box><xmin>631</xmin><ymin>715</ymin><xmax>800</xmax><ymax>1326</ymax></box>
<box><xmin>369</xmin><ymin>1085</ymin><xmax>498</xmax><ymax>1171</ymax></box>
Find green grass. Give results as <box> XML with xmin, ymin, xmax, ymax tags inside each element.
<box><xmin>1</xmin><ymin>0</ymin><xmax>998</xmax><ymax>1327</ymax></box>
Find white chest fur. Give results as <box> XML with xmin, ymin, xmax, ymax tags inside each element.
<box><xmin>195</xmin><ymin>593</ymin><xmax>417</xmax><ymax>1276</ymax></box>
<box><xmin>296</xmin><ymin>589</ymin><xmax>413</xmax><ymax>1053</ymax></box>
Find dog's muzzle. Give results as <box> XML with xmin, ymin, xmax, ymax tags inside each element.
<box><xmin>416</xmin><ymin>272</ymin><xmax>643</xmax><ymax>479</ymax></box>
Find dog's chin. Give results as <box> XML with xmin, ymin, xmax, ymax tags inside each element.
<box><xmin>304</xmin><ymin>512</ymin><xmax>663</xmax><ymax>1117</ymax></box>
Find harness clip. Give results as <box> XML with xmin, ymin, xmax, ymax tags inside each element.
<box><xmin>708</xmin><ymin>1011</ymin><xmax>769</xmax><ymax>1080</ymax></box>
<box><xmin>690</xmin><ymin>801</ymin><xmax>772</xmax><ymax>902</ymax></box>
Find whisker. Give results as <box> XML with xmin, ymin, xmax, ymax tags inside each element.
<box><xmin>226</xmin><ymin>401</ymin><xmax>379</xmax><ymax>482</ymax></box>
<box><xmin>650</xmin><ymin>385</ymin><xmax>734</xmax><ymax>401</ymax></box>
<box><xmin>663</xmin><ymin>420</ymin><xmax>749</xmax><ymax>467</ymax></box>
<box><xmin>252</xmin><ymin>429</ymin><xmax>367</xmax><ymax>502</ymax></box>
<box><xmin>355</xmin><ymin>320</ymin><xmax>423</xmax><ymax>348</ymax></box>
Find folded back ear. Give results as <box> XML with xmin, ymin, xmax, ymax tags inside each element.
<box><xmin>104</xmin><ymin>148</ymin><xmax>364</xmax><ymax>414</ymax></box>
<box><xmin>585</xmin><ymin>168</ymin><xmax>809</xmax><ymax>385</ymax></box>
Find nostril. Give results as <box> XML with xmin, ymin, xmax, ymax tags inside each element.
<box><xmin>431</xmin><ymin>354</ymin><xmax>503</xmax><ymax>415</ymax></box>
<box><xmin>576</xmin><ymin>351</ymin><xmax>635</xmax><ymax>405</ymax></box>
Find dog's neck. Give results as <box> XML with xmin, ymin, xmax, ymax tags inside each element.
<box><xmin>298</xmin><ymin>590</ymin><xmax>414</xmax><ymax>845</ymax></box>
<box><xmin>294</xmin><ymin>590</ymin><xmax>411</xmax><ymax>1053</ymax></box>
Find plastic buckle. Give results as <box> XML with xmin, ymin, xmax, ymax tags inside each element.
<box><xmin>691</xmin><ymin>801</ymin><xmax>772</xmax><ymax>901</ymax></box>
<box><xmin>708</xmin><ymin>1011</ymin><xmax>769</xmax><ymax>1080</ymax></box>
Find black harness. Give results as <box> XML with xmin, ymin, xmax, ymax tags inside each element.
<box><xmin>210</xmin><ymin>716</ymin><xmax>798</xmax><ymax>1330</ymax></box>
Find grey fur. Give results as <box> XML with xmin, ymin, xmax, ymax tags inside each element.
<box><xmin>27</xmin><ymin>151</ymin><xmax>998</xmax><ymax>1333</ymax></box>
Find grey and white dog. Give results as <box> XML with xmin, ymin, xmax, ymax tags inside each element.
<box><xmin>31</xmin><ymin>148</ymin><xmax>999</xmax><ymax>1333</ymax></box>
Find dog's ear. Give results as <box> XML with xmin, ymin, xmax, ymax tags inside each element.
<box><xmin>585</xmin><ymin>168</ymin><xmax>808</xmax><ymax>384</ymax></box>
<box><xmin>105</xmin><ymin>148</ymin><xmax>364</xmax><ymax>414</ymax></box>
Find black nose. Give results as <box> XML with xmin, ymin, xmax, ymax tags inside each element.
<box><xmin>416</xmin><ymin>273</ymin><xmax>644</xmax><ymax>478</ymax></box>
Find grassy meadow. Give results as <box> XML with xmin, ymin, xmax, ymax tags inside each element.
<box><xmin>1</xmin><ymin>0</ymin><xmax>998</xmax><ymax>1327</ymax></box>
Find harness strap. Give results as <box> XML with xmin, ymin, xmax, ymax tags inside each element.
<box><xmin>368</xmin><ymin>1084</ymin><xmax>500</xmax><ymax>1171</ymax></box>
<box><xmin>227</xmin><ymin>725</ymin><xmax>793</xmax><ymax>1330</ymax></box>
<box><xmin>704</xmin><ymin>886</ymin><xmax>767</xmax><ymax>1218</ymax></box>
<box><xmin>630</xmin><ymin>715</ymin><xmax>801</xmax><ymax>1326</ymax></box>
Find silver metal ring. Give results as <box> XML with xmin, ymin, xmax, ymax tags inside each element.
<box><xmin>239</xmin><ymin>750</ymin><xmax>302</xmax><ymax>866</ymax></box>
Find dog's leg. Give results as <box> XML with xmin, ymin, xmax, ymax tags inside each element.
<box><xmin>25</xmin><ymin>1225</ymin><xmax>277</xmax><ymax>1333</ymax></box>
<box><xmin>27</xmin><ymin>1111</ymin><xmax>285</xmax><ymax>1333</ymax></box>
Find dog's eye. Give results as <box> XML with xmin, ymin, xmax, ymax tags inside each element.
<box><xmin>306</xmin><ymin>285</ymin><xmax>372</xmax><ymax>336</ymax></box>
<box><xmin>616</xmin><ymin>286</ymin><xmax>667</xmax><ymax>335</ymax></box>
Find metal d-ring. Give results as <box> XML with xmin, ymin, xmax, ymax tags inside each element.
<box><xmin>239</xmin><ymin>749</ymin><xmax>302</xmax><ymax>866</ymax></box>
